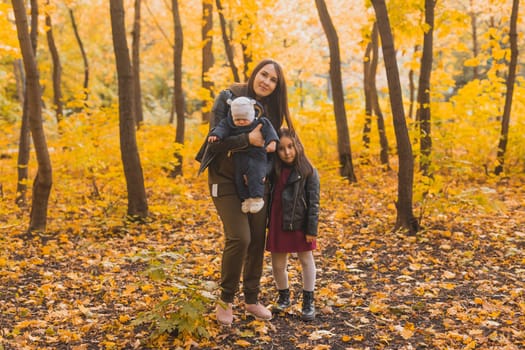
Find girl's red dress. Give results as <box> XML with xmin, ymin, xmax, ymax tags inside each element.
<box><xmin>266</xmin><ymin>166</ymin><xmax>316</xmax><ymax>253</ymax></box>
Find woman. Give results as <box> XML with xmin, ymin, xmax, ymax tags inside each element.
<box><xmin>204</xmin><ymin>59</ymin><xmax>294</xmax><ymax>325</ymax></box>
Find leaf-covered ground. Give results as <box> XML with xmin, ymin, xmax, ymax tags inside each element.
<box><xmin>0</xmin><ymin>164</ymin><xmax>524</xmax><ymax>349</ymax></box>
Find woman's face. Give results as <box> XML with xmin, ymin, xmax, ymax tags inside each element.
<box><xmin>277</xmin><ymin>136</ymin><xmax>296</xmax><ymax>165</ymax></box>
<box><xmin>253</xmin><ymin>63</ymin><xmax>278</xmax><ymax>98</ymax></box>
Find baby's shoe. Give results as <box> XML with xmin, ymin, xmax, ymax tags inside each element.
<box><xmin>249</xmin><ymin>198</ymin><xmax>264</xmax><ymax>213</ymax></box>
<box><xmin>241</xmin><ymin>199</ymin><xmax>251</xmax><ymax>213</ymax></box>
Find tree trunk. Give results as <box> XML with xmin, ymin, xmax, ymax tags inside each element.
<box><xmin>202</xmin><ymin>0</ymin><xmax>214</xmax><ymax>123</ymax></box>
<box><xmin>239</xmin><ymin>2</ymin><xmax>254</xmax><ymax>82</ymax></box>
<box><xmin>12</xmin><ymin>0</ymin><xmax>53</xmax><ymax>233</ymax></box>
<box><xmin>13</xmin><ymin>58</ymin><xmax>27</xmax><ymax>206</ymax></box>
<box><xmin>13</xmin><ymin>59</ymin><xmax>24</xmax><ymax>106</ymax></box>
<box><xmin>495</xmin><ymin>0</ymin><xmax>519</xmax><ymax>175</ymax></box>
<box><xmin>68</xmin><ymin>7</ymin><xmax>89</xmax><ymax>105</ymax></box>
<box><xmin>16</xmin><ymin>97</ymin><xmax>31</xmax><ymax>207</ymax></box>
<box><xmin>369</xmin><ymin>22</ymin><xmax>390</xmax><ymax>169</ymax></box>
<box><xmin>469</xmin><ymin>0</ymin><xmax>479</xmax><ymax>80</ymax></box>
<box><xmin>45</xmin><ymin>3</ymin><xmax>64</xmax><ymax>124</ymax></box>
<box><xmin>408</xmin><ymin>45</ymin><xmax>418</xmax><ymax>120</ymax></box>
<box><xmin>371</xmin><ymin>0</ymin><xmax>418</xmax><ymax>235</ymax></box>
<box><xmin>417</xmin><ymin>0</ymin><xmax>436</xmax><ymax>177</ymax></box>
<box><xmin>362</xmin><ymin>26</ymin><xmax>373</xmax><ymax>152</ymax></box>
<box><xmin>241</xmin><ymin>39</ymin><xmax>251</xmax><ymax>82</ymax></box>
<box><xmin>216</xmin><ymin>0</ymin><xmax>240</xmax><ymax>82</ymax></box>
<box><xmin>109</xmin><ymin>0</ymin><xmax>148</xmax><ymax>220</ymax></box>
<box><xmin>315</xmin><ymin>0</ymin><xmax>356</xmax><ymax>182</ymax></box>
<box><xmin>132</xmin><ymin>0</ymin><xmax>144</xmax><ymax>127</ymax></box>
<box><xmin>169</xmin><ymin>0</ymin><xmax>185</xmax><ymax>177</ymax></box>
<box><xmin>15</xmin><ymin>0</ymin><xmax>38</xmax><ymax>208</ymax></box>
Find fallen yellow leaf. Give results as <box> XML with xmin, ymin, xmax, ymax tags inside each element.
<box><xmin>234</xmin><ymin>340</ymin><xmax>252</xmax><ymax>347</ymax></box>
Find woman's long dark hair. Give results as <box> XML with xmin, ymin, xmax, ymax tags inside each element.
<box><xmin>275</xmin><ymin>127</ymin><xmax>313</xmax><ymax>179</ymax></box>
<box><xmin>247</xmin><ymin>59</ymin><xmax>294</xmax><ymax>132</ymax></box>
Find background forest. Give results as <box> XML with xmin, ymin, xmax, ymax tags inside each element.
<box><xmin>0</xmin><ymin>0</ymin><xmax>524</xmax><ymax>349</ymax></box>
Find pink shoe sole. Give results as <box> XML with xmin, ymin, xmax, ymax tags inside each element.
<box><xmin>245</xmin><ymin>303</ymin><xmax>272</xmax><ymax>320</ymax></box>
<box><xmin>216</xmin><ymin>303</ymin><xmax>233</xmax><ymax>325</ymax></box>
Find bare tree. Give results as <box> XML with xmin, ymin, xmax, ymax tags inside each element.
<box><xmin>495</xmin><ymin>0</ymin><xmax>519</xmax><ymax>175</ymax></box>
<box><xmin>45</xmin><ymin>1</ymin><xmax>64</xmax><ymax>124</ymax></box>
<box><xmin>68</xmin><ymin>7</ymin><xmax>89</xmax><ymax>105</ymax></box>
<box><xmin>15</xmin><ymin>0</ymin><xmax>37</xmax><ymax>208</ymax></box>
<box><xmin>132</xmin><ymin>0</ymin><xmax>144</xmax><ymax>127</ymax></box>
<box><xmin>168</xmin><ymin>0</ymin><xmax>186</xmax><ymax>177</ymax></box>
<box><xmin>407</xmin><ymin>45</ymin><xmax>418</xmax><ymax>120</ymax></box>
<box><xmin>362</xmin><ymin>29</ymin><xmax>373</xmax><ymax>153</ymax></box>
<box><xmin>13</xmin><ymin>59</ymin><xmax>24</xmax><ymax>105</ymax></box>
<box><xmin>216</xmin><ymin>0</ymin><xmax>240</xmax><ymax>82</ymax></box>
<box><xmin>12</xmin><ymin>0</ymin><xmax>53</xmax><ymax>233</ymax></box>
<box><xmin>417</xmin><ymin>0</ymin><xmax>436</xmax><ymax>177</ymax></box>
<box><xmin>239</xmin><ymin>8</ymin><xmax>254</xmax><ymax>81</ymax></box>
<box><xmin>469</xmin><ymin>0</ymin><xmax>479</xmax><ymax>80</ymax></box>
<box><xmin>371</xmin><ymin>0</ymin><xmax>418</xmax><ymax>235</ymax></box>
<box><xmin>202</xmin><ymin>0</ymin><xmax>214</xmax><ymax>123</ymax></box>
<box><xmin>315</xmin><ymin>0</ymin><xmax>356</xmax><ymax>182</ymax></box>
<box><xmin>109</xmin><ymin>0</ymin><xmax>148</xmax><ymax>220</ymax></box>
<box><xmin>362</xmin><ymin>21</ymin><xmax>390</xmax><ymax>170</ymax></box>
<box><xmin>369</xmin><ymin>23</ymin><xmax>390</xmax><ymax>169</ymax></box>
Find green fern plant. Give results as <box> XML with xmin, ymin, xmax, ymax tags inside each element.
<box><xmin>129</xmin><ymin>250</ymin><xmax>212</xmax><ymax>342</ymax></box>
<box><xmin>132</xmin><ymin>291</ymin><xmax>210</xmax><ymax>340</ymax></box>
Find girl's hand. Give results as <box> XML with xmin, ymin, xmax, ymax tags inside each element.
<box><xmin>266</xmin><ymin>140</ymin><xmax>276</xmax><ymax>153</ymax></box>
<box><xmin>305</xmin><ymin>235</ymin><xmax>316</xmax><ymax>243</ymax></box>
<box><xmin>248</xmin><ymin>124</ymin><xmax>265</xmax><ymax>147</ymax></box>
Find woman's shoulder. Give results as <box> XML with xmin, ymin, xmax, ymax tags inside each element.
<box><xmin>216</xmin><ymin>83</ymin><xmax>248</xmax><ymax>101</ymax></box>
<box><xmin>229</xmin><ymin>83</ymin><xmax>248</xmax><ymax>97</ymax></box>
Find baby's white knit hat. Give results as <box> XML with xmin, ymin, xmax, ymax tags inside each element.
<box><xmin>228</xmin><ymin>97</ymin><xmax>256</xmax><ymax>122</ymax></box>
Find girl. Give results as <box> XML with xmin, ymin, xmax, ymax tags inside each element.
<box><xmin>266</xmin><ymin>128</ymin><xmax>320</xmax><ymax>321</ymax></box>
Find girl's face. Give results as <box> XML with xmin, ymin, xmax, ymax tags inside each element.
<box><xmin>277</xmin><ymin>136</ymin><xmax>296</xmax><ymax>165</ymax></box>
<box><xmin>253</xmin><ymin>64</ymin><xmax>278</xmax><ymax>98</ymax></box>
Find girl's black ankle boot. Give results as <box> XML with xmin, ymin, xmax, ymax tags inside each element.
<box><xmin>301</xmin><ymin>290</ymin><xmax>315</xmax><ymax>321</ymax></box>
<box><xmin>273</xmin><ymin>288</ymin><xmax>291</xmax><ymax>312</ymax></box>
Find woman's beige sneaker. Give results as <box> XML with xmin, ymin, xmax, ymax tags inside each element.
<box><xmin>216</xmin><ymin>302</ymin><xmax>233</xmax><ymax>325</ymax></box>
<box><xmin>245</xmin><ymin>303</ymin><xmax>272</xmax><ymax>320</ymax></box>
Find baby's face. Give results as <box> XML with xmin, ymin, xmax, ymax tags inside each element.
<box><xmin>233</xmin><ymin>118</ymin><xmax>251</xmax><ymax>126</ymax></box>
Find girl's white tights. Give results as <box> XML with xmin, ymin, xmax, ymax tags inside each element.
<box><xmin>271</xmin><ymin>251</ymin><xmax>316</xmax><ymax>292</ymax></box>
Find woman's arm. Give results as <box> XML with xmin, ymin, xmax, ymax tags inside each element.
<box><xmin>210</xmin><ymin>89</ymin><xmax>232</xmax><ymax>128</ymax></box>
<box><xmin>208</xmin><ymin>89</ymin><xmax>264</xmax><ymax>152</ymax></box>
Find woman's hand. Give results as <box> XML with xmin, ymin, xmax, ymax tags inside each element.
<box><xmin>248</xmin><ymin>124</ymin><xmax>265</xmax><ymax>147</ymax></box>
<box><xmin>266</xmin><ymin>140</ymin><xmax>276</xmax><ymax>153</ymax></box>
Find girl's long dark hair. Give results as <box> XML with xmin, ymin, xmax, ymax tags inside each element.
<box><xmin>275</xmin><ymin>128</ymin><xmax>313</xmax><ymax>178</ymax></box>
<box><xmin>247</xmin><ymin>59</ymin><xmax>294</xmax><ymax>132</ymax></box>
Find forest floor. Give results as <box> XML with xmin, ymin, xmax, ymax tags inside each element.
<box><xmin>0</xmin><ymin>165</ymin><xmax>524</xmax><ymax>349</ymax></box>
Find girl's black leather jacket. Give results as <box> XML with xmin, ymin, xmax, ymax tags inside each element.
<box><xmin>277</xmin><ymin>167</ymin><xmax>320</xmax><ymax>236</ymax></box>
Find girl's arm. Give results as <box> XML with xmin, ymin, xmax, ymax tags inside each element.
<box><xmin>305</xmin><ymin>168</ymin><xmax>321</xmax><ymax>236</ymax></box>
